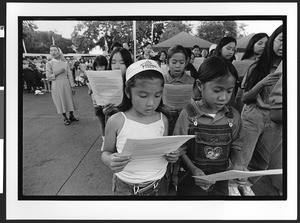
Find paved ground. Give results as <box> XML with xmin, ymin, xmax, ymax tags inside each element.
<box><xmin>23</xmin><ymin>86</ymin><xmax>113</xmax><ymax>196</ymax></box>
<box><xmin>22</xmin><ymin>85</ymin><xmax>281</xmax><ymax>197</ymax></box>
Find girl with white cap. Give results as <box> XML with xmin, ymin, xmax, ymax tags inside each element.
<box><xmin>101</xmin><ymin>59</ymin><xmax>180</xmax><ymax>196</ymax></box>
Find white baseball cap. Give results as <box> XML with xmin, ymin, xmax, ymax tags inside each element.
<box><xmin>125</xmin><ymin>59</ymin><xmax>163</xmax><ymax>83</ymax></box>
<box><xmin>209</xmin><ymin>44</ymin><xmax>217</xmax><ymax>54</ymax></box>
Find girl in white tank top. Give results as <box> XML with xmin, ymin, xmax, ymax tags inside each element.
<box><xmin>101</xmin><ymin>59</ymin><xmax>180</xmax><ymax>196</ymax></box>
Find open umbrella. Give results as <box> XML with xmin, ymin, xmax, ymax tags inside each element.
<box><xmin>153</xmin><ymin>31</ymin><xmax>213</xmax><ymax>52</ymax></box>
<box><xmin>236</xmin><ymin>33</ymin><xmax>256</xmax><ymax>52</ymax></box>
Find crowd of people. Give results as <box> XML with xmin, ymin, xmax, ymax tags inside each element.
<box><xmin>23</xmin><ymin>24</ymin><xmax>283</xmax><ymax>197</ymax></box>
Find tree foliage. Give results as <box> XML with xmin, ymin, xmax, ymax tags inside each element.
<box><xmin>71</xmin><ymin>21</ymin><xmax>134</xmax><ymax>53</ymax></box>
<box><xmin>195</xmin><ymin>21</ymin><xmax>238</xmax><ymax>44</ymax></box>
<box><xmin>236</xmin><ymin>22</ymin><xmax>248</xmax><ymax>39</ymax></box>
<box><xmin>159</xmin><ymin>21</ymin><xmax>192</xmax><ymax>42</ymax></box>
<box><xmin>71</xmin><ymin>20</ymin><xmax>165</xmax><ymax>53</ymax></box>
<box><xmin>22</xmin><ymin>21</ymin><xmax>75</xmax><ymax>54</ymax></box>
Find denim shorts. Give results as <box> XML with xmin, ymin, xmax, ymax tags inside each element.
<box><xmin>112</xmin><ymin>174</ymin><xmax>168</xmax><ymax>196</ymax></box>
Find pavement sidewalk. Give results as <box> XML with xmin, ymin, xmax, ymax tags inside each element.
<box><xmin>23</xmin><ymin>86</ymin><xmax>113</xmax><ymax>196</ymax></box>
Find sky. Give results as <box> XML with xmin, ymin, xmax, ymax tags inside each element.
<box><xmin>33</xmin><ymin>20</ymin><xmax>283</xmax><ymax>39</ymax></box>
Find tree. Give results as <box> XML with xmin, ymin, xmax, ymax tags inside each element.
<box><xmin>71</xmin><ymin>20</ymin><xmax>165</xmax><ymax>53</ymax></box>
<box><xmin>195</xmin><ymin>21</ymin><xmax>238</xmax><ymax>44</ymax></box>
<box><xmin>159</xmin><ymin>21</ymin><xmax>192</xmax><ymax>42</ymax></box>
<box><xmin>236</xmin><ymin>22</ymin><xmax>248</xmax><ymax>39</ymax></box>
<box><xmin>23</xmin><ymin>21</ymin><xmax>75</xmax><ymax>54</ymax></box>
<box><xmin>22</xmin><ymin>21</ymin><xmax>39</xmax><ymax>53</ymax></box>
<box><xmin>71</xmin><ymin>21</ymin><xmax>134</xmax><ymax>53</ymax></box>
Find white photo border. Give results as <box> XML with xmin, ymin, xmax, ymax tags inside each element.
<box><xmin>6</xmin><ymin>2</ymin><xmax>297</xmax><ymax>220</ymax></box>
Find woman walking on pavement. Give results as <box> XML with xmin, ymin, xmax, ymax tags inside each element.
<box><xmin>46</xmin><ymin>45</ymin><xmax>79</xmax><ymax>125</ymax></box>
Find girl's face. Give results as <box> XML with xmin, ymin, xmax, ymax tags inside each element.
<box><xmin>253</xmin><ymin>37</ymin><xmax>268</xmax><ymax>55</ymax></box>
<box><xmin>198</xmin><ymin>74</ymin><xmax>236</xmax><ymax>114</ymax></box>
<box><xmin>127</xmin><ymin>79</ymin><xmax>163</xmax><ymax>116</ymax></box>
<box><xmin>111</xmin><ymin>52</ymin><xmax>127</xmax><ymax>76</ymax></box>
<box><xmin>50</xmin><ymin>47</ymin><xmax>60</xmax><ymax>60</ymax></box>
<box><xmin>221</xmin><ymin>42</ymin><xmax>236</xmax><ymax>60</ymax></box>
<box><xmin>160</xmin><ymin>52</ymin><xmax>166</xmax><ymax>60</ymax></box>
<box><xmin>95</xmin><ymin>65</ymin><xmax>106</xmax><ymax>71</ymax></box>
<box><xmin>192</xmin><ymin>48</ymin><xmax>200</xmax><ymax>57</ymax></box>
<box><xmin>144</xmin><ymin>44</ymin><xmax>152</xmax><ymax>54</ymax></box>
<box><xmin>273</xmin><ymin>32</ymin><xmax>283</xmax><ymax>57</ymax></box>
<box><xmin>168</xmin><ymin>52</ymin><xmax>187</xmax><ymax>78</ymax></box>
<box><xmin>201</xmin><ymin>50</ymin><xmax>208</xmax><ymax>57</ymax></box>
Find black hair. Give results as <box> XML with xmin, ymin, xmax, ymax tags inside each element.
<box><xmin>185</xmin><ymin>48</ymin><xmax>192</xmax><ymax>60</ymax></box>
<box><xmin>197</xmin><ymin>56</ymin><xmax>238</xmax><ymax>84</ymax></box>
<box><xmin>49</xmin><ymin>44</ymin><xmax>60</xmax><ymax>50</ymax></box>
<box><xmin>109</xmin><ymin>42</ymin><xmax>122</xmax><ymax>53</ymax></box>
<box><xmin>108</xmin><ymin>47</ymin><xmax>133</xmax><ymax>70</ymax></box>
<box><xmin>244</xmin><ymin>25</ymin><xmax>283</xmax><ymax>95</ymax></box>
<box><xmin>167</xmin><ymin>45</ymin><xmax>188</xmax><ymax>62</ymax></box>
<box><xmin>193</xmin><ymin>45</ymin><xmax>200</xmax><ymax>50</ymax></box>
<box><xmin>93</xmin><ymin>55</ymin><xmax>108</xmax><ymax>70</ymax></box>
<box><xmin>142</xmin><ymin>42</ymin><xmax>152</xmax><ymax>48</ymax></box>
<box><xmin>117</xmin><ymin>70</ymin><xmax>167</xmax><ymax>116</ymax></box>
<box><xmin>241</xmin><ymin>33</ymin><xmax>269</xmax><ymax>60</ymax></box>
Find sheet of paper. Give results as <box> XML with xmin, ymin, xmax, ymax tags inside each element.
<box><xmin>193</xmin><ymin>57</ymin><xmax>204</xmax><ymax>71</ymax></box>
<box><xmin>232</xmin><ymin>60</ymin><xmax>254</xmax><ymax>77</ymax></box>
<box><xmin>86</xmin><ymin>70</ymin><xmax>123</xmax><ymax>106</ymax></box>
<box><xmin>275</xmin><ymin>61</ymin><xmax>282</xmax><ymax>73</ymax></box>
<box><xmin>193</xmin><ymin>169</ymin><xmax>282</xmax><ymax>181</ymax></box>
<box><xmin>120</xmin><ymin>135</ymin><xmax>194</xmax><ymax>160</ymax></box>
<box><xmin>163</xmin><ymin>84</ymin><xmax>194</xmax><ymax>110</ymax></box>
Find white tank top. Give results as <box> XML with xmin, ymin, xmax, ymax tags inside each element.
<box><xmin>115</xmin><ymin>112</ymin><xmax>168</xmax><ymax>184</ymax></box>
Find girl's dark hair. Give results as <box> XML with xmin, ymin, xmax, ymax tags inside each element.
<box><xmin>167</xmin><ymin>45</ymin><xmax>188</xmax><ymax>62</ymax></box>
<box><xmin>109</xmin><ymin>41</ymin><xmax>122</xmax><ymax>53</ymax></box>
<box><xmin>93</xmin><ymin>55</ymin><xmax>108</xmax><ymax>70</ymax></box>
<box><xmin>241</xmin><ymin>33</ymin><xmax>269</xmax><ymax>60</ymax></box>
<box><xmin>213</xmin><ymin>37</ymin><xmax>237</xmax><ymax>62</ymax></box>
<box><xmin>193</xmin><ymin>45</ymin><xmax>200</xmax><ymax>50</ymax></box>
<box><xmin>185</xmin><ymin>48</ymin><xmax>192</xmax><ymax>60</ymax></box>
<box><xmin>142</xmin><ymin>42</ymin><xmax>152</xmax><ymax>49</ymax></box>
<box><xmin>108</xmin><ymin>47</ymin><xmax>133</xmax><ymax>70</ymax></box>
<box><xmin>244</xmin><ymin>25</ymin><xmax>283</xmax><ymax>92</ymax></box>
<box><xmin>117</xmin><ymin>70</ymin><xmax>166</xmax><ymax>115</ymax></box>
<box><xmin>197</xmin><ymin>56</ymin><xmax>238</xmax><ymax>84</ymax></box>
<box><xmin>49</xmin><ymin>44</ymin><xmax>59</xmax><ymax>50</ymax></box>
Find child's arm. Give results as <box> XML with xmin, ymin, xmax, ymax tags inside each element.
<box><xmin>243</xmin><ymin>72</ymin><xmax>281</xmax><ymax>104</ymax></box>
<box><xmin>101</xmin><ymin>113</ymin><xmax>131</xmax><ymax>173</ymax></box>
